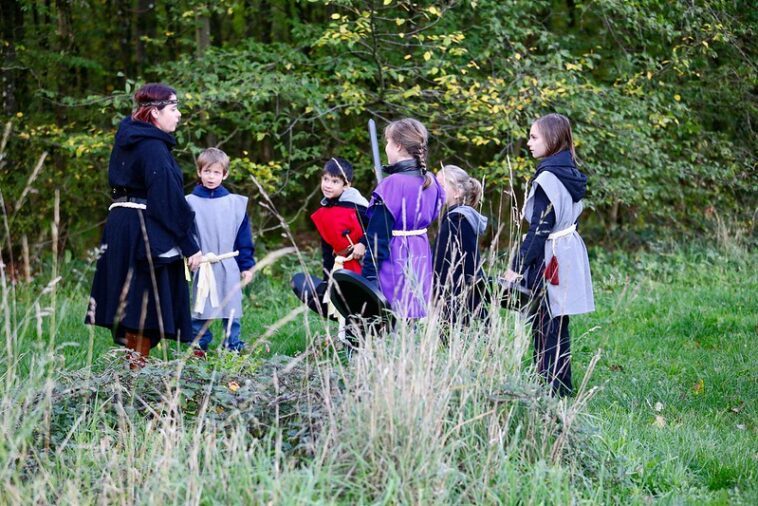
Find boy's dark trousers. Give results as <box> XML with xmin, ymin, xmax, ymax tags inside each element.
<box><xmin>531</xmin><ymin>298</ymin><xmax>573</xmax><ymax>397</ymax></box>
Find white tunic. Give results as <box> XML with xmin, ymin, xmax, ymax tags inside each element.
<box><xmin>523</xmin><ymin>171</ymin><xmax>595</xmax><ymax>316</ymax></box>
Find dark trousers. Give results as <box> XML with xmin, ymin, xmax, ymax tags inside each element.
<box><xmin>531</xmin><ymin>299</ymin><xmax>573</xmax><ymax>397</ymax></box>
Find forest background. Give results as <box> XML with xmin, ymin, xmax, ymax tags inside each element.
<box><xmin>0</xmin><ymin>0</ymin><xmax>755</xmax><ymax>262</ymax></box>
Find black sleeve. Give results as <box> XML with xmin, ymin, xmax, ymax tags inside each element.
<box><xmin>512</xmin><ymin>185</ymin><xmax>555</xmax><ymax>275</ymax></box>
<box><xmin>457</xmin><ymin>218</ymin><xmax>480</xmax><ymax>283</ymax></box>
<box><xmin>435</xmin><ymin>215</ymin><xmax>479</xmax><ymax>295</ymax></box>
<box><xmin>321</xmin><ymin>238</ymin><xmax>335</xmax><ymax>280</ymax></box>
<box><xmin>144</xmin><ymin>142</ymin><xmax>200</xmax><ymax>256</ymax></box>
<box><xmin>433</xmin><ymin>217</ymin><xmax>452</xmax><ymax>289</ymax></box>
<box><xmin>361</xmin><ymin>200</ymin><xmax>394</xmax><ymax>282</ymax></box>
<box><xmin>234</xmin><ymin>213</ymin><xmax>256</xmax><ymax>271</ymax></box>
<box><xmin>355</xmin><ymin>204</ymin><xmax>369</xmax><ymax>230</ymax></box>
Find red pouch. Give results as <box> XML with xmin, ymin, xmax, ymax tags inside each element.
<box><xmin>544</xmin><ymin>256</ymin><xmax>559</xmax><ymax>285</ymax></box>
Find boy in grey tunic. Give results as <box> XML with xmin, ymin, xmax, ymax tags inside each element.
<box><xmin>186</xmin><ymin>148</ymin><xmax>255</xmax><ymax>353</ymax></box>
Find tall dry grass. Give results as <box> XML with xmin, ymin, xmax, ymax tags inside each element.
<box><xmin>0</xmin><ymin>138</ymin><xmax>605</xmax><ymax>504</ymax></box>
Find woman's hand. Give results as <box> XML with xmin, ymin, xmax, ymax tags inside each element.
<box><xmin>503</xmin><ymin>269</ymin><xmax>521</xmax><ymax>283</ymax></box>
<box><xmin>241</xmin><ymin>269</ymin><xmax>253</xmax><ymax>286</ymax></box>
<box><xmin>187</xmin><ymin>251</ymin><xmax>203</xmax><ymax>272</ymax></box>
<box><xmin>351</xmin><ymin>243</ymin><xmax>366</xmax><ymax>261</ymax></box>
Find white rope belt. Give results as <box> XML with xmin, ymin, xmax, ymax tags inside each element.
<box><xmin>547</xmin><ymin>224</ymin><xmax>576</xmax><ymax>256</ymax></box>
<box><xmin>194</xmin><ymin>251</ymin><xmax>239</xmax><ymax>314</ymax></box>
<box><xmin>548</xmin><ymin>224</ymin><xmax>576</xmax><ymax>240</ymax></box>
<box><xmin>109</xmin><ymin>202</ymin><xmax>146</xmax><ymax>211</ymax></box>
<box><xmin>392</xmin><ymin>228</ymin><xmax>427</xmax><ymax>237</ymax></box>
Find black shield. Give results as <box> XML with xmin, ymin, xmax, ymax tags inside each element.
<box><xmin>328</xmin><ymin>270</ymin><xmax>393</xmax><ymax>327</ymax></box>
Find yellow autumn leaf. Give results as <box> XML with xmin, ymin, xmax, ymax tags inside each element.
<box><xmin>331</xmin><ymin>13</ymin><xmax>340</xmax><ymax>20</ymax></box>
<box><xmin>653</xmin><ymin>415</ymin><xmax>666</xmax><ymax>428</ymax></box>
<box><xmin>228</xmin><ymin>381</ymin><xmax>240</xmax><ymax>392</ymax></box>
<box><xmin>383</xmin><ymin>0</ymin><xmax>392</xmax><ymax>5</ymax></box>
<box><xmin>424</xmin><ymin>51</ymin><xmax>432</xmax><ymax>61</ymax></box>
<box><xmin>674</xmin><ymin>94</ymin><xmax>681</xmax><ymax>101</ymax></box>
<box><xmin>395</xmin><ymin>18</ymin><xmax>405</xmax><ymax>26</ymax></box>
<box><xmin>693</xmin><ymin>378</ymin><xmax>704</xmax><ymax>395</ymax></box>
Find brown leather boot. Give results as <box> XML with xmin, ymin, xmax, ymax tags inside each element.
<box><xmin>125</xmin><ymin>331</ymin><xmax>148</xmax><ymax>370</ymax></box>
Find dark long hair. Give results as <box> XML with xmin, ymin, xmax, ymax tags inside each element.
<box><xmin>533</xmin><ymin>113</ymin><xmax>578</xmax><ymax>162</ymax></box>
<box><xmin>132</xmin><ymin>83</ymin><xmax>177</xmax><ymax>125</ymax></box>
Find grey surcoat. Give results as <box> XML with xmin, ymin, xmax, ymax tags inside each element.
<box><xmin>186</xmin><ymin>193</ymin><xmax>248</xmax><ymax>319</ymax></box>
<box><xmin>523</xmin><ymin>171</ymin><xmax>595</xmax><ymax>316</ymax></box>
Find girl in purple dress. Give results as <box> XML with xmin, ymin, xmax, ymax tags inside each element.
<box><xmin>353</xmin><ymin>118</ymin><xmax>445</xmax><ymax>319</ymax></box>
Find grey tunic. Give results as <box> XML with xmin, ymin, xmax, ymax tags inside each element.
<box><xmin>523</xmin><ymin>171</ymin><xmax>595</xmax><ymax>316</ymax></box>
<box><xmin>186</xmin><ymin>193</ymin><xmax>248</xmax><ymax>319</ymax></box>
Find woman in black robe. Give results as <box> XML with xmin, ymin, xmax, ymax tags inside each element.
<box><xmin>86</xmin><ymin>83</ymin><xmax>202</xmax><ymax>368</ymax></box>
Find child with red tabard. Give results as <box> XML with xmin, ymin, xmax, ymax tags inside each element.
<box><xmin>310</xmin><ymin>157</ymin><xmax>368</xmax><ymax>276</ymax></box>
<box><xmin>291</xmin><ymin>158</ymin><xmax>368</xmax><ymax>317</ymax></box>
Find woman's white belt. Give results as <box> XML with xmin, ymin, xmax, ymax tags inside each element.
<box><xmin>109</xmin><ymin>202</ymin><xmax>146</xmax><ymax>211</ymax></box>
<box><xmin>392</xmin><ymin>228</ymin><xmax>427</xmax><ymax>237</ymax></box>
<box><xmin>548</xmin><ymin>224</ymin><xmax>576</xmax><ymax>240</ymax></box>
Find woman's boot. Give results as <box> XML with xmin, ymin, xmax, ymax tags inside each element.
<box><xmin>125</xmin><ymin>331</ymin><xmax>148</xmax><ymax>370</ymax></box>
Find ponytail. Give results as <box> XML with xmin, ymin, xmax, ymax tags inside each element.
<box><xmin>439</xmin><ymin>164</ymin><xmax>483</xmax><ymax>207</ymax></box>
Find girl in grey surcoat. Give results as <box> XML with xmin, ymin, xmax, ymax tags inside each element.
<box><xmin>504</xmin><ymin>113</ymin><xmax>594</xmax><ymax>396</ymax></box>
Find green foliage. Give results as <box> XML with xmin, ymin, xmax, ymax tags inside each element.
<box><xmin>0</xmin><ymin>0</ymin><xmax>755</xmax><ymax>258</ymax></box>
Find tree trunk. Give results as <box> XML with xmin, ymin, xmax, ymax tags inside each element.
<box><xmin>0</xmin><ymin>0</ymin><xmax>23</xmax><ymax>114</ymax></box>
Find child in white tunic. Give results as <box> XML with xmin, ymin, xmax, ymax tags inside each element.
<box><xmin>186</xmin><ymin>148</ymin><xmax>255</xmax><ymax>353</ymax></box>
<box><xmin>504</xmin><ymin>114</ymin><xmax>594</xmax><ymax>396</ymax></box>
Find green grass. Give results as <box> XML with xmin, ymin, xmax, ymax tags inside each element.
<box><xmin>573</xmin><ymin>246</ymin><xmax>757</xmax><ymax>503</ymax></box>
<box><xmin>1</xmin><ymin>242</ymin><xmax>755</xmax><ymax>503</ymax></box>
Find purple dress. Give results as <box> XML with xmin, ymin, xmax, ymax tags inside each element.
<box><xmin>370</xmin><ymin>173</ymin><xmax>445</xmax><ymax>318</ymax></box>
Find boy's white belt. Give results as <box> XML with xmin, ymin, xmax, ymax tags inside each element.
<box><xmin>392</xmin><ymin>228</ymin><xmax>427</xmax><ymax>237</ymax></box>
<box><xmin>194</xmin><ymin>251</ymin><xmax>239</xmax><ymax>313</ymax></box>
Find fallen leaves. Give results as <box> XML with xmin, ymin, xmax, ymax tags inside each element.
<box><xmin>692</xmin><ymin>378</ymin><xmax>704</xmax><ymax>395</ymax></box>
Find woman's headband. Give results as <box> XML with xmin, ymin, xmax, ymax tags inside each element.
<box><xmin>137</xmin><ymin>99</ymin><xmax>178</xmax><ymax>107</ymax></box>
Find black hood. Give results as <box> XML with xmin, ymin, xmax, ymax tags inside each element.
<box><xmin>534</xmin><ymin>150</ymin><xmax>587</xmax><ymax>202</ymax></box>
<box><xmin>114</xmin><ymin>116</ymin><xmax>176</xmax><ymax>149</ymax></box>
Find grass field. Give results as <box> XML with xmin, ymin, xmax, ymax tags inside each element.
<box><xmin>0</xmin><ymin>240</ymin><xmax>755</xmax><ymax>504</ymax></box>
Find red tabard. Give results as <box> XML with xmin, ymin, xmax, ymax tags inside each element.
<box><xmin>310</xmin><ymin>205</ymin><xmax>364</xmax><ymax>273</ymax></box>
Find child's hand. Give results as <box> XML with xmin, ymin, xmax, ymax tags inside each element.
<box><xmin>241</xmin><ymin>269</ymin><xmax>253</xmax><ymax>286</ymax></box>
<box><xmin>351</xmin><ymin>243</ymin><xmax>366</xmax><ymax>261</ymax></box>
<box><xmin>502</xmin><ymin>269</ymin><xmax>521</xmax><ymax>283</ymax></box>
<box><xmin>187</xmin><ymin>251</ymin><xmax>203</xmax><ymax>272</ymax></box>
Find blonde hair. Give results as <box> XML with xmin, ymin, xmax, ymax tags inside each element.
<box><xmin>385</xmin><ymin>118</ymin><xmax>434</xmax><ymax>189</ymax></box>
<box><xmin>197</xmin><ymin>147</ymin><xmax>230</xmax><ymax>174</ymax></box>
<box><xmin>439</xmin><ymin>164</ymin><xmax>483</xmax><ymax>207</ymax></box>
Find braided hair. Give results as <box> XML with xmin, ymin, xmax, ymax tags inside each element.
<box><xmin>385</xmin><ymin>118</ymin><xmax>434</xmax><ymax>189</ymax></box>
